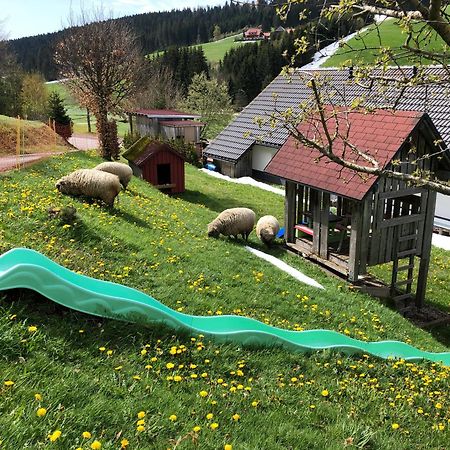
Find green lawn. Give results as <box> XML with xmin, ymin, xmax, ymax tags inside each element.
<box><xmin>45</xmin><ymin>83</ymin><xmax>129</xmax><ymax>137</ymax></box>
<box><xmin>324</xmin><ymin>18</ymin><xmax>447</xmax><ymax>67</ymax></box>
<box><xmin>0</xmin><ymin>153</ymin><xmax>449</xmax><ymax>449</ymax></box>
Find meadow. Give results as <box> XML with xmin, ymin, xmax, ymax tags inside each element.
<box><xmin>0</xmin><ymin>152</ymin><xmax>449</xmax><ymax>449</ymax></box>
<box><xmin>324</xmin><ymin>18</ymin><xmax>447</xmax><ymax>67</ymax></box>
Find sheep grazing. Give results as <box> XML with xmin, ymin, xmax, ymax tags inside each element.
<box><xmin>256</xmin><ymin>215</ymin><xmax>280</xmax><ymax>246</ymax></box>
<box><xmin>94</xmin><ymin>162</ymin><xmax>133</xmax><ymax>189</ymax></box>
<box><xmin>207</xmin><ymin>207</ymin><xmax>256</xmax><ymax>240</ymax></box>
<box><xmin>56</xmin><ymin>169</ymin><xmax>122</xmax><ymax>206</ymax></box>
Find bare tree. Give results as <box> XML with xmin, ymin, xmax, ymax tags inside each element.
<box><xmin>54</xmin><ymin>10</ymin><xmax>145</xmax><ymax>159</ymax></box>
<box><xmin>264</xmin><ymin>0</ymin><xmax>450</xmax><ymax>193</ymax></box>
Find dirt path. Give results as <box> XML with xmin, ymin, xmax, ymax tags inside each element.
<box><xmin>68</xmin><ymin>134</ymin><xmax>99</xmax><ymax>151</ymax></box>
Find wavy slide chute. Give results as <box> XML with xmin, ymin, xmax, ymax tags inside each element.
<box><xmin>0</xmin><ymin>248</ymin><xmax>449</xmax><ymax>366</ymax></box>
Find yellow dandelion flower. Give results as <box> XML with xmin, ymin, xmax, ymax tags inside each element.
<box><xmin>34</xmin><ymin>393</ymin><xmax>42</xmax><ymax>401</ymax></box>
<box><xmin>137</xmin><ymin>419</ymin><xmax>145</xmax><ymax>426</ymax></box>
<box><xmin>199</xmin><ymin>390</ymin><xmax>208</xmax><ymax>398</ymax></box>
<box><xmin>321</xmin><ymin>389</ymin><xmax>329</xmax><ymax>397</ymax></box>
<box><xmin>210</xmin><ymin>422</ymin><xmax>219</xmax><ymax>430</ymax></box>
<box><xmin>169</xmin><ymin>414</ymin><xmax>177</xmax><ymax>422</ymax></box>
<box><xmin>206</xmin><ymin>413</ymin><xmax>214</xmax><ymax>420</ymax></box>
<box><xmin>121</xmin><ymin>438</ymin><xmax>129</xmax><ymax>448</ymax></box>
<box><xmin>141</xmin><ymin>349</ymin><xmax>147</xmax><ymax>356</ymax></box>
<box><xmin>99</xmin><ymin>347</ymin><xmax>106</xmax><ymax>352</ymax></box>
<box><xmin>251</xmin><ymin>401</ymin><xmax>259</xmax><ymax>407</ymax></box>
<box><xmin>106</xmin><ymin>350</ymin><xmax>113</xmax><ymax>356</ymax></box>
<box><xmin>391</xmin><ymin>423</ymin><xmax>400</xmax><ymax>430</ymax></box>
<box><xmin>48</xmin><ymin>430</ymin><xmax>62</xmax><ymax>442</ymax></box>
<box><xmin>435</xmin><ymin>403</ymin><xmax>442</xmax><ymax>409</ymax></box>
<box><xmin>132</xmin><ymin>375</ymin><xmax>141</xmax><ymax>381</ymax></box>
<box><xmin>225</xmin><ymin>445</ymin><xmax>233</xmax><ymax>450</ymax></box>
<box><xmin>91</xmin><ymin>441</ymin><xmax>102</xmax><ymax>450</ymax></box>
<box><xmin>82</xmin><ymin>431</ymin><xmax>92</xmax><ymax>439</ymax></box>
<box><xmin>136</xmin><ymin>425</ymin><xmax>145</xmax><ymax>432</ymax></box>
<box><xmin>28</xmin><ymin>325</ymin><xmax>38</xmax><ymax>332</ymax></box>
<box><xmin>193</xmin><ymin>426</ymin><xmax>201</xmax><ymax>432</ymax></box>
<box><xmin>36</xmin><ymin>408</ymin><xmax>47</xmax><ymax>417</ymax></box>
<box><xmin>173</xmin><ymin>375</ymin><xmax>182</xmax><ymax>382</ymax></box>
<box><xmin>166</xmin><ymin>363</ymin><xmax>175</xmax><ymax>369</ymax></box>
<box><xmin>137</xmin><ymin>411</ymin><xmax>146</xmax><ymax>419</ymax></box>
<box><xmin>4</xmin><ymin>380</ymin><xmax>14</xmax><ymax>387</ymax></box>
<box><xmin>232</xmin><ymin>414</ymin><xmax>240</xmax><ymax>421</ymax></box>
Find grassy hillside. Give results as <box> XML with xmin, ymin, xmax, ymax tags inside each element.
<box><xmin>0</xmin><ymin>153</ymin><xmax>449</xmax><ymax>449</ymax></box>
<box><xmin>324</xmin><ymin>18</ymin><xmax>447</xmax><ymax>67</ymax></box>
<box><xmin>0</xmin><ymin>115</ymin><xmax>69</xmax><ymax>156</ymax></box>
<box><xmin>45</xmin><ymin>83</ymin><xmax>129</xmax><ymax>137</ymax></box>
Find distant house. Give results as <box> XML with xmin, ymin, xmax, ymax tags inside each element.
<box><xmin>203</xmin><ymin>66</ymin><xmax>450</xmax><ymax>228</ymax></box>
<box><xmin>123</xmin><ymin>137</ymin><xmax>185</xmax><ymax>194</ymax></box>
<box><xmin>243</xmin><ymin>27</ymin><xmax>266</xmax><ymax>40</ymax></box>
<box><xmin>128</xmin><ymin>109</ymin><xmax>204</xmax><ymax>144</ymax></box>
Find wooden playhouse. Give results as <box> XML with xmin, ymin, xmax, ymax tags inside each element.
<box><xmin>123</xmin><ymin>137</ymin><xmax>185</xmax><ymax>194</ymax></box>
<box><xmin>265</xmin><ymin>108</ymin><xmax>450</xmax><ymax>307</ymax></box>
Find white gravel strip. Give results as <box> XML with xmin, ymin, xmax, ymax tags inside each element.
<box><xmin>245</xmin><ymin>246</ymin><xmax>324</xmax><ymax>289</ymax></box>
<box><xmin>200</xmin><ymin>168</ymin><xmax>285</xmax><ymax>196</ymax></box>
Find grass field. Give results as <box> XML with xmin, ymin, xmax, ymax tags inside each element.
<box><xmin>324</xmin><ymin>18</ymin><xmax>447</xmax><ymax>67</ymax></box>
<box><xmin>0</xmin><ymin>152</ymin><xmax>449</xmax><ymax>449</ymax></box>
<box><xmin>148</xmin><ymin>34</ymin><xmax>248</xmax><ymax>64</ymax></box>
<box><xmin>45</xmin><ymin>83</ymin><xmax>129</xmax><ymax>137</ymax></box>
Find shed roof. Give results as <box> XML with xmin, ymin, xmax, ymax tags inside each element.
<box><xmin>203</xmin><ymin>67</ymin><xmax>450</xmax><ymax>162</ymax></box>
<box><xmin>265</xmin><ymin>108</ymin><xmax>435</xmax><ymax>200</ymax></box>
<box><xmin>160</xmin><ymin>120</ymin><xmax>205</xmax><ymax>127</ymax></box>
<box><xmin>130</xmin><ymin>109</ymin><xmax>201</xmax><ymax>119</ymax></box>
<box><xmin>134</xmin><ymin>141</ymin><xmax>185</xmax><ymax>167</ymax></box>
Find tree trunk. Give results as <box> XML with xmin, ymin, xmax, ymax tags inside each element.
<box><xmin>96</xmin><ymin>108</ymin><xmax>111</xmax><ymax>160</ymax></box>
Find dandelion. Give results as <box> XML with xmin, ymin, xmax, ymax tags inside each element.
<box><xmin>136</xmin><ymin>425</ymin><xmax>145</xmax><ymax>432</ymax></box>
<box><xmin>206</xmin><ymin>413</ymin><xmax>214</xmax><ymax>420</ymax></box>
<box><xmin>251</xmin><ymin>401</ymin><xmax>259</xmax><ymax>407</ymax></box>
<box><xmin>36</xmin><ymin>408</ymin><xmax>47</xmax><ymax>417</ymax></box>
<box><xmin>210</xmin><ymin>422</ymin><xmax>219</xmax><ymax>430</ymax></box>
<box><xmin>141</xmin><ymin>349</ymin><xmax>147</xmax><ymax>356</ymax></box>
<box><xmin>225</xmin><ymin>445</ymin><xmax>233</xmax><ymax>450</ymax></box>
<box><xmin>99</xmin><ymin>347</ymin><xmax>106</xmax><ymax>352</ymax></box>
<box><xmin>391</xmin><ymin>423</ymin><xmax>400</xmax><ymax>430</ymax></box>
<box><xmin>28</xmin><ymin>325</ymin><xmax>38</xmax><ymax>332</ymax></box>
<box><xmin>91</xmin><ymin>441</ymin><xmax>102</xmax><ymax>450</ymax></box>
<box><xmin>4</xmin><ymin>380</ymin><xmax>14</xmax><ymax>387</ymax></box>
<box><xmin>199</xmin><ymin>390</ymin><xmax>208</xmax><ymax>398</ymax></box>
<box><xmin>82</xmin><ymin>431</ymin><xmax>92</xmax><ymax>439</ymax></box>
<box><xmin>166</xmin><ymin>363</ymin><xmax>175</xmax><ymax>369</ymax></box>
<box><xmin>435</xmin><ymin>403</ymin><xmax>442</xmax><ymax>409</ymax></box>
<box><xmin>137</xmin><ymin>419</ymin><xmax>145</xmax><ymax>426</ymax></box>
<box><xmin>169</xmin><ymin>414</ymin><xmax>177</xmax><ymax>422</ymax></box>
<box><xmin>106</xmin><ymin>350</ymin><xmax>113</xmax><ymax>356</ymax></box>
<box><xmin>48</xmin><ymin>430</ymin><xmax>62</xmax><ymax>442</ymax></box>
<box><xmin>232</xmin><ymin>414</ymin><xmax>240</xmax><ymax>421</ymax></box>
<box><xmin>137</xmin><ymin>411</ymin><xmax>146</xmax><ymax>419</ymax></box>
<box><xmin>121</xmin><ymin>438</ymin><xmax>129</xmax><ymax>448</ymax></box>
<box><xmin>193</xmin><ymin>426</ymin><xmax>201</xmax><ymax>432</ymax></box>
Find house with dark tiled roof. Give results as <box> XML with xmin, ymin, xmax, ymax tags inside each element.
<box><xmin>265</xmin><ymin>106</ymin><xmax>449</xmax><ymax>306</ymax></box>
<box><xmin>203</xmin><ymin>66</ymin><xmax>450</xmax><ymax>228</ymax></box>
<box><xmin>128</xmin><ymin>109</ymin><xmax>204</xmax><ymax>144</ymax></box>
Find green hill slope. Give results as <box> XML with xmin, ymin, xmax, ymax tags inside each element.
<box><xmin>0</xmin><ymin>153</ymin><xmax>449</xmax><ymax>449</ymax></box>
<box><xmin>324</xmin><ymin>18</ymin><xmax>447</xmax><ymax>67</ymax></box>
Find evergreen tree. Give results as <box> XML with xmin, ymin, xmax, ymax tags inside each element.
<box><xmin>48</xmin><ymin>91</ymin><xmax>71</xmax><ymax>125</ymax></box>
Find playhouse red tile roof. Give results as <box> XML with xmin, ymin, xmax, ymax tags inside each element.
<box><xmin>265</xmin><ymin>108</ymin><xmax>426</xmax><ymax>200</ymax></box>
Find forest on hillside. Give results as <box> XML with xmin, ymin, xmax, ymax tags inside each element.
<box><xmin>8</xmin><ymin>1</ymin><xmax>324</xmax><ymax>80</ymax></box>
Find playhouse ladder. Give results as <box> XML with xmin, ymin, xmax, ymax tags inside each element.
<box><xmin>391</xmin><ymin>231</ymin><xmax>419</xmax><ymax>302</ymax></box>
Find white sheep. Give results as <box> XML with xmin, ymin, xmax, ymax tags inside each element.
<box><xmin>207</xmin><ymin>208</ymin><xmax>256</xmax><ymax>240</ymax></box>
<box><xmin>256</xmin><ymin>215</ymin><xmax>280</xmax><ymax>246</ymax></box>
<box><xmin>94</xmin><ymin>162</ymin><xmax>133</xmax><ymax>189</ymax></box>
<box><xmin>56</xmin><ymin>169</ymin><xmax>122</xmax><ymax>206</ymax></box>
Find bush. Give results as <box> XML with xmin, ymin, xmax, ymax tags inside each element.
<box><xmin>122</xmin><ymin>130</ymin><xmax>142</xmax><ymax>149</ymax></box>
<box><xmin>170</xmin><ymin>139</ymin><xmax>202</xmax><ymax>167</ymax></box>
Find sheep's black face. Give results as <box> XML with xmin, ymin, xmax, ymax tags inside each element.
<box><xmin>207</xmin><ymin>224</ymin><xmax>219</xmax><ymax>238</ymax></box>
<box><xmin>56</xmin><ymin>180</ymin><xmax>66</xmax><ymax>193</ymax></box>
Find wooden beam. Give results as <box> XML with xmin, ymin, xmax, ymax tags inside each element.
<box><xmin>415</xmin><ymin>190</ymin><xmax>437</xmax><ymax>308</ymax></box>
<box><xmin>311</xmin><ymin>189</ymin><xmax>321</xmax><ymax>254</ymax></box>
<box><xmin>348</xmin><ymin>201</ymin><xmax>362</xmax><ymax>282</ymax></box>
<box><xmin>284</xmin><ymin>181</ymin><xmax>297</xmax><ymax>243</ymax></box>
<box><xmin>319</xmin><ymin>192</ymin><xmax>330</xmax><ymax>259</ymax></box>
<box><xmin>296</xmin><ymin>185</ymin><xmax>304</xmax><ymax>224</ymax></box>
<box><xmin>359</xmin><ymin>194</ymin><xmax>372</xmax><ymax>274</ymax></box>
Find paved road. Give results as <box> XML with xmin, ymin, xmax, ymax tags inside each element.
<box><xmin>68</xmin><ymin>134</ymin><xmax>99</xmax><ymax>150</ymax></box>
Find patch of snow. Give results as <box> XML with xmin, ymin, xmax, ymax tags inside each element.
<box><xmin>432</xmin><ymin>233</ymin><xmax>450</xmax><ymax>251</ymax></box>
<box><xmin>200</xmin><ymin>168</ymin><xmax>285</xmax><ymax>196</ymax></box>
<box><xmin>245</xmin><ymin>246</ymin><xmax>325</xmax><ymax>289</ymax></box>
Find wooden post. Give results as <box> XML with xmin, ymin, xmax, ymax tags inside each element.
<box><xmin>311</xmin><ymin>189</ymin><xmax>321</xmax><ymax>254</ymax></box>
<box><xmin>296</xmin><ymin>185</ymin><xmax>304</xmax><ymax>225</ymax></box>
<box><xmin>359</xmin><ymin>194</ymin><xmax>372</xmax><ymax>274</ymax></box>
<box><xmin>128</xmin><ymin>113</ymin><xmax>133</xmax><ymax>134</ymax></box>
<box><xmin>320</xmin><ymin>192</ymin><xmax>330</xmax><ymax>258</ymax></box>
<box><xmin>348</xmin><ymin>201</ymin><xmax>362</xmax><ymax>282</ymax></box>
<box><xmin>415</xmin><ymin>190</ymin><xmax>437</xmax><ymax>307</ymax></box>
<box><xmin>284</xmin><ymin>181</ymin><xmax>297</xmax><ymax>243</ymax></box>
<box><xmin>87</xmin><ymin>108</ymin><xmax>92</xmax><ymax>133</ymax></box>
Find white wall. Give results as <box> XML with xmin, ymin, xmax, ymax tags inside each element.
<box><xmin>435</xmin><ymin>193</ymin><xmax>450</xmax><ymax>222</ymax></box>
<box><xmin>251</xmin><ymin>144</ymin><xmax>278</xmax><ymax>172</ymax></box>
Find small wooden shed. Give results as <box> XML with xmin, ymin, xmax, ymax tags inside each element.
<box><xmin>123</xmin><ymin>138</ymin><xmax>185</xmax><ymax>194</ymax></box>
<box><xmin>265</xmin><ymin>108</ymin><xmax>449</xmax><ymax>307</ymax></box>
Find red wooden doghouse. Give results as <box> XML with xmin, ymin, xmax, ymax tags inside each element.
<box><xmin>125</xmin><ymin>139</ymin><xmax>185</xmax><ymax>194</ymax></box>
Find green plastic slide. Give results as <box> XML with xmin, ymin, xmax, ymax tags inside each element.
<box><xmin>0</xmin><ymin>248</ymin><xmax>449</xmax><ymax>365</ymax></box>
